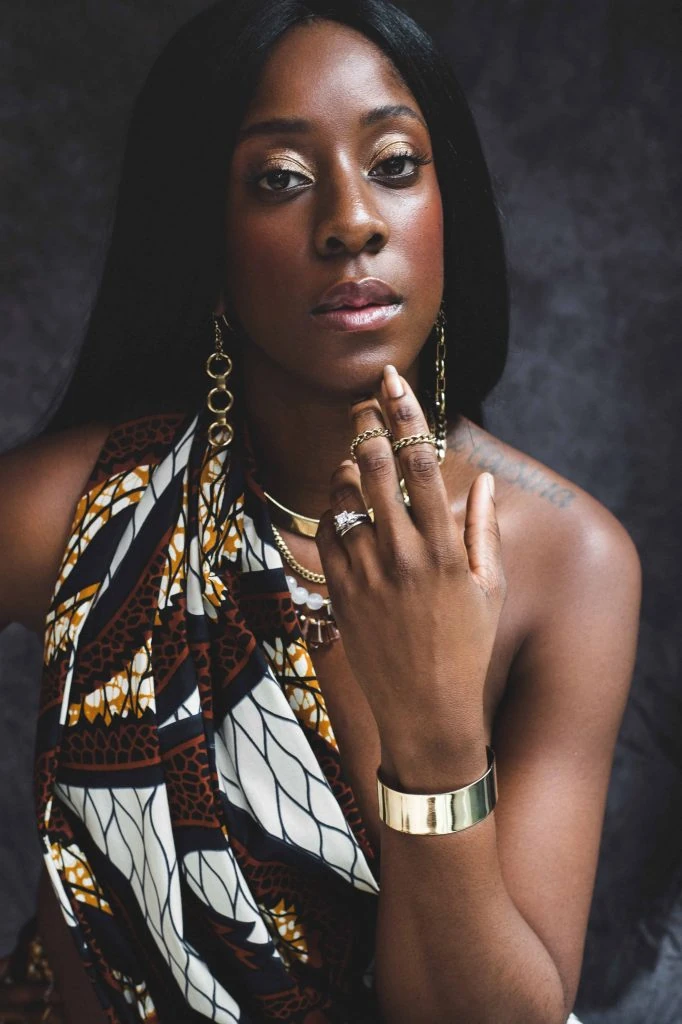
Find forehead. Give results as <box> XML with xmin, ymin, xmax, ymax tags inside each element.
<box><xmin>242</xmin><ymin>19</ymin><xmax>419</xmax><ymax>123</ymax></box>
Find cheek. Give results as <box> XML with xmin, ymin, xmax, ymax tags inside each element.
<box><xmin>400</xmin><ymin>188</ymin><xmax>444</xmax><ymax>293</ymax></box>
<box><xmin>225</xmin><ymin>199</ymin><xmax>307</xmax><ymax>313</ymax></box>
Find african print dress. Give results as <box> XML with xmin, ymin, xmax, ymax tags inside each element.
<box><xmin>35</xmin><ymin>406</ymin><xmax>586</xmax><ymax>1024</ymax></box>
<box><xmin>36</xmin><ymin>408</ymin><xmax>379</xmax><ymax>1024</ymax></box>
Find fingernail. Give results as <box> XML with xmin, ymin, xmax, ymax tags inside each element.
<box><xmin>486</xmin><ymin>473</ymin><xmax>495</xmax><ymax>500</ymax></box>
<box><xmin>384</xmin><ymin>364</ymin><xmax>404</xmax><ymax>399</ymax></box>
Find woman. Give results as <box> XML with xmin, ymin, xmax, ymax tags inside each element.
<box><xmin>0</xmin><ymin>0</ymin><xmax>641</xmax><ymax>1021</ymax></box>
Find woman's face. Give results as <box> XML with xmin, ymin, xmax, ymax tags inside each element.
<box><xmin>224</xmin><ymin>18</ymin><xmax>444</xmax><ymax>399</ymax></box>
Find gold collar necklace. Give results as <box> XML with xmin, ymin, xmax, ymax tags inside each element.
<box><xmin>263</xmin><ymin>489</ymin><xmax>320</xmax><ymax>538</ymax></box>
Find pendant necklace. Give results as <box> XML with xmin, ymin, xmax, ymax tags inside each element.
<box><xmin>269</xmin><ymin>519</ymin><xmax>340</xmax><ymax>650</ymax></box>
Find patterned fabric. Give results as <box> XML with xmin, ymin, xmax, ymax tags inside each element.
<box><xmin>35</xmin><ymin>405</ymin><xmax>585</xmax><ymax>1024</ymax></box>
<box><xmin>36</xmin><ymin>408</ymin><xmax>379</xmax><ymax>1024</ymax></box>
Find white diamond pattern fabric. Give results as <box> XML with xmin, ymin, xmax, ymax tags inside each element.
<box><xmin>220</xmin><ymin>675</ymin><xmax>378</xmax><ymax>894</ymax></box>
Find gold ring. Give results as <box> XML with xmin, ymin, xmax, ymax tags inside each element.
<box><xmin>391</xmin><ymin>433</ymin><xmax>438</xmax><ymax>455</ymax></box>
<box><xmin>350</xmin><ymin>427</ymin><xmax>394</xmax><ymax>462</ymax></box>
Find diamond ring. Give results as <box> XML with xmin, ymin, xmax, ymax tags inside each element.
<box><xmin>332</xmin><ymin>509</ymin><xmax>373</xmax><ymax>538</ymax></box>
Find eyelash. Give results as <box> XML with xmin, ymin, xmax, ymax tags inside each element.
<box><xmin>248</xmin><ymin>147</ymin><xmax>433</xmax><ymax>195</ymax></box>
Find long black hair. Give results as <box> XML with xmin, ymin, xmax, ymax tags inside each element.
<box><xmin>42</xmin><ymin>0</ymin><xmax>508</xmax><ymax>435</ymax></box>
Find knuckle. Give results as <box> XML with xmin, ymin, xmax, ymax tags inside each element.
<box><xmin>392</xmin><ymin>399</ymin><xmax>420</xmax><ymax>427</ymax></box>
<box><xmin>484</xmin><ymin>569</ymin><xmax>507</xmax><ymax>600</ymax></box>
<box><xmin>330</xmin><ymin>462</ymin><xmax>352</xmax><ymax>485</ymax></box>
<box><xmin>350</xmin><ymin>399</ymin><xmax>383</xmax><ymax>430</ymax></box>
<box><xmin>330</xmin><ymin>482</ymin><xmax>360</xmax><ymax>506</ymax></box>
<box><xmin>427</xmin><ymin>542</ymin><xmax>460</xmax><ymax>572</ymax></box>
<box><xmin>386</xmin><ymin>548</ymin><xmax>417</xmax><ymax>584</ymax></box>
<box><xmin>485</xmin><ymin>520</ymin><xmax>502</xmax><ymax>544</ymax></box>
<box><xmin>466</xmin><ymin>519</ymin><xmax>502</xmax><ymax>547</ymax></box>
<box><xmin>359</xmin><ymin>449</ymin><xmax>394</xmax><ymax>479</ymax></box>
<box><xmin>402</xmin><ymin>450</ymin><xmax>439</xmax><ymax>481</ymax></box>
<box><xmin>485</xmin><ymin>573</ymin><xmax>501</xmax><ymax>594</ymax></box>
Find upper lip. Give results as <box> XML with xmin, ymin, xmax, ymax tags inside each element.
<box><xmin>311</xmin><ymin>277</ymin><xmax>402</xmax><ymax>313</ymax></box>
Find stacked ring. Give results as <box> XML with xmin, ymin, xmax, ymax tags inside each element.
<box><xmin>391</xmin><ymin>433</ymin><xmax>438</xmax><ymax>455</ymax></box>
<box><xmin>333</xmin><ymin>509</ymin><xmax>373</xmax><ymax>538</ymax></box>
<box><xmin>349</xmin><ymin>427</ymin><xmax>394</xmax><ymax>462</ymax></box>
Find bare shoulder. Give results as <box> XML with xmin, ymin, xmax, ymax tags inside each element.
<box><xmin>0</xmin><ymin>422</ymin><xmax>113</xmax><ymax>635</ymax></box>
<box><xmin>447</xmin><ymin>416</ymin><xmax>642</xmax><ymax>635</ymax></box>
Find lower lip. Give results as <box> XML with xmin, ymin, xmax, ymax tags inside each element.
<box><xmin>312</xmin><ymin>302</ymin><xmax>403</xmax><ymax>331</ymax></box>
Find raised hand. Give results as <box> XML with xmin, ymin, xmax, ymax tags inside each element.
<box><xmin>315</xmin><ymin>364</ymin><xmax>507</xmax><ymax>779</ymax></box>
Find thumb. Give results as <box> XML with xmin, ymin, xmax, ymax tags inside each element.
<box><xmin>463</xmin><ymin>472</ymin><xmax>504</xmax><ymax>593</ymax></box>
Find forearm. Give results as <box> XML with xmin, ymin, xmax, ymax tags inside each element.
<box><xmin>374</xmin><ymin>733</ymin><xmax>568</xmax><ymax>1024</ymax></box>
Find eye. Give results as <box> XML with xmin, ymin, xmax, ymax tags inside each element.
<box><xmin>369</xmin><ymin>147</ymin><xmax>432</xmax><ymax>182</ymax></box>
<box><xmin>245</xmin><ymin>146</ymin><xmax>433</xmax><ymax>197</ymax></box>
<box><xmin>250</xmin><ymin>166</ymin><xmax>312</xmax><ymax>194</ymax></box>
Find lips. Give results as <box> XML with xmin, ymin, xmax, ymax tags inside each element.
<box><xmin>311</xmin><ymin>277</ymin><xmax>402</xmax><ymax>314</ymax></box>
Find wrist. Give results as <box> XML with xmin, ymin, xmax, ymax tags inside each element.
<box><xmin>379</xmin><ymin>726</ymin><xmax>488</xmax><ymax>794</ymax></box>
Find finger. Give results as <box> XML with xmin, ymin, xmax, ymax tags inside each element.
<box><xmin>379</xmin><ymin>365</ymin><xmax>455</xmax><ymax>540</ymax></box>
<box><xmin>315</xmin><ymin>507</ymin><xmax>351</xmax><ymax>585</ymax></box>
<box><xmin>463</xmin><ymin>472</ymin><xmax>504</xmax><ymax>593</ymax></box>
<box><xmin>347</xmin><ymin>396</ymin><xmax>409</xmax><ymax>538</ymax></box>
<box><xmin>321</xmin><ymin>459</ymin><xmax>375</xmax><ymax>567</ymax></box>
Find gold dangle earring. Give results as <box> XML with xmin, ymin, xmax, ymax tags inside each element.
<box><xmin>206</xmin><ymin>313</ymin><xmax>234</xmax><ymax>451</ymax></box>
<box><xmin>433</xmin><ymin>305</ymin><xmax>447</xmax><ymax>464</ymax></box>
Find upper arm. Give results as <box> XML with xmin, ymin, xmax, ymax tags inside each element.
<box><xmin>0</xmin><ymin>424</ymin><xmax>112</xmax><ymax>634</ymax></box>
<box><xmin>492</xmin><ymin>503</ymin><xmax>642</xmax><ymax>1011</ymax></box>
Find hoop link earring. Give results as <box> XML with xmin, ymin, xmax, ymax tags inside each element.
<box><xmin>206</xmin><ymin>314</ymin><xmax>234</xmax><ymax>450</ymax></box>
<box><xmin>434</xmin><ymin>305</ymin><xmax>447</xmax><ymax>463</ymax></box>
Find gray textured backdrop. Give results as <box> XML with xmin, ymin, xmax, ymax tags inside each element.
<box><xmin>2</xmin><ymin>2</ymin><xmax>681</xmax><ymax>1022</ymax></box>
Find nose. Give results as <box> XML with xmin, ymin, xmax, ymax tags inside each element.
<box><xmin>313</xmin><ymin>161</ymin><xmax>389</xmax><ymax>257</ymax></box>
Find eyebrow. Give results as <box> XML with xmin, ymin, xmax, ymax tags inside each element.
<box><xmin>236</xmin><ymin>103</ymin><xmax>427</xmax><ymax>142</ymax></box>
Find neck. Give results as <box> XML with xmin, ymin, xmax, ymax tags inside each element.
<box><xmin>241</xmin><ymin>348</ymin><xmax>421</xmax><ymax>520</ymax></box>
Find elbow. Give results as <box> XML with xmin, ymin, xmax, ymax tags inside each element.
<box><xmin>521</xmin><ymin>978</ymin><xmax>575</xmax><ymax>1024</ymax></box>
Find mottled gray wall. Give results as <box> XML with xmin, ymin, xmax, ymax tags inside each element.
<box><xmin>2</xmin><ymin>2</ymin><xmax>680</xmax><ymax>1021</ymax></box>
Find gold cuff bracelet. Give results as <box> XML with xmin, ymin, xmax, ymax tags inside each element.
<box><xmin>377</xmin><ymin>746</ymin><xmax>497</xmax><ymax>835</ymax></box>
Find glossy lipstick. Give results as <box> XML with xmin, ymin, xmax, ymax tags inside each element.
<box><xmin>312</xmin><ymin>301</ymin><xmax>403</xmax><ymax>332</ymax></box>
<box><xmin>311</xmin><ymin>276</ymin><xmax>403</xmax><ymax>331</ymax></box>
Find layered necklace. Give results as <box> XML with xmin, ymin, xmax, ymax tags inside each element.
<box><xmin>266</xmin><ymin>405</ymin><xmax>447</xmax><ymax>651</ymax></box>
<box><xmin>266</xmin><ymin>490</ymin><xmax>340</xmax><ymax>651</ymax></box>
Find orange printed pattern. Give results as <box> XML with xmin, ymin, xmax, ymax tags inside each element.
<box><xmin>260</xmin><ymin>898</ymin><xmax>309</xmax><ymax>966</ymax></box>
<box><xmin>49</xmin><ymin>840</ymin><xmax>112</xmax><ymax>914</ymax></box>
<box><xmin>263</xmin><ymin>637</ymin><xmax>337</xmax><ymax>749</ymax></box>
<box><xmin>66</xmin><ymin>642</ymin><xmax>155</xmax><ymax>727</ymax></box>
